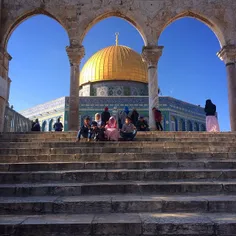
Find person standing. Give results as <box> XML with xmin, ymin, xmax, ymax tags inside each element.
<box><xmin>131</xmin><ymin>109</ymin><xmax>139</xmax><ymax>126</ymax></box>
<box><xmin>31</xmin><ymin>119</ymin><xmax>41</xmax><ymax>132</ymax></box>
<box><xmin>101</xmin><ymin>107</ymin><xmax>111</xmax><ymax>126</ymax></box>
<box><xmin>53</xmin><ymin>118</ymin><xmax>63</xmax><ymax>132</ymax></box>
<box><xmin>204</xmin><ymin>99</ymin><xmax>220</xmax><ymax>132</ymax></box>
<box><xmin>152</xmin><ymin>107</ymin><xmax>163</xmax><ymax>131</ymax></box>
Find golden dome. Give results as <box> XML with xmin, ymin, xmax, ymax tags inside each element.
<box><xmin>80</xmin><ymin>45</ymin><xmax>148</xmax><ymax>86</ymax></box>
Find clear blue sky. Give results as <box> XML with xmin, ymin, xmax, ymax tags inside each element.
<box><xmin>7</xmin><ymin>15</ymin><xmax>229</xmax><ymax>130</ymax></box>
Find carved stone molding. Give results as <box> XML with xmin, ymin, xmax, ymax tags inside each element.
<box><xmin>217</xmin><ymin>45</ymin><xmax>236</xmax><ymax>65</ymax></box>
<box><xmin>66</xmin><ymin>45</ymin><xmax>85</xmax><ymax>65</ymax></box>
<box><xmin>142</xmin><ymin>46</ymin><xmax>164</xmax><ymax>68</ymax></box>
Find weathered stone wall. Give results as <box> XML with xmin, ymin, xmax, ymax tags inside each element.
<box><xmin>0</xmin><ymin>0</ymin><xmax>236</xmax><ymax>131</ymax></box>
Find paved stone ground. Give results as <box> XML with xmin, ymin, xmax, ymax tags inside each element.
<box><xmin>0</xmin><ymin>131</ymin><xmax>236</xmax><ymax>235</ymax></box>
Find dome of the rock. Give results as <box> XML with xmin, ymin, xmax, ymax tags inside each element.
<box><xmin>79</xmin><ymin>45</ymin><xmax>148</xmax><ymax>86</ymax></box>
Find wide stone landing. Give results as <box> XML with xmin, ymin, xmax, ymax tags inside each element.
<box><xmin>0</xmin><ymin>131</ymin><xmax>236</xmax><ymax>235</ymax></box>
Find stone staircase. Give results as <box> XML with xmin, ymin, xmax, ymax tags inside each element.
<box><xmin>0</xmin><ymin>131</ymin><xmax>236</xmax><ymax>236</ymax></box>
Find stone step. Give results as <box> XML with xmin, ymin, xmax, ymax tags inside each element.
<box><xmin>1</xmin><ymin>160</ymin><xmax>236</xmax><ymax>171</ymax></box>
<box><xmin>1</xmin><ymin>169</ymin><xmax>236</xmax><ymax>184</ymax></box>
<box><xmin>2</xmin><ymin>140</ymin><xmax>236</xmax><ymax>148</ymax></box>
<box><xmin>1</xmin><ymin>131</ymin><xmax>235</xmax><ymax>137</ymax></box>
<box><xmin>0</xmin><ymin>152</ymin><xmax>234</xmax><ymax>163</ymax></box>
<box><xmin>0</xmin><ymin>212</ymin><xmax>235</xmax><ymax>235</ymax></box>
<box><xmin>1</xmin><ymin>133</ymin><xmax>236</xmax><ymax>142</ymax></box>
<box><xmin>0</xmin><ymin>181</ymin><xmax>236</xmax><ymax>197</ymax></box>
<box><xmin>0</xmin><ymin>194</ymin><xmax>236</xmax><ymax>215</ymax></box>
<box><xmin>1</xmin><ymin>146</ymin><xmax>236</xmax><ymax>155</ymax></box>
<box><xmin>1</xmin><ymin>136</ymin><xmax>236</xmax><ymax>143</ymax></box>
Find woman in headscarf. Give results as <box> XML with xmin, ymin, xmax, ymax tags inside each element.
<box><xmin>105</xmin><ymin>116</ymin><xmax>119</xmax><ymax>141</ymax></box>
<box><xmin>131</xmin><ymin>109</ymin><xmax>139</xmax><ymax>126</ymax></box>
<box><xmin>94</xmin><ymin>113</ymin><xmax>102</xmax><ymax>128</ymax></box>
<box><xmin>204</xmin><ymin>99</ymin><xmax>220</xmax><ymax>132</ymax></box>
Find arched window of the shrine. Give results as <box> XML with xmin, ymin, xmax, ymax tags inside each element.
<box><xmin>7</xmin><ymin>14</ymin><xmax>70</xmax><ymax>115</ymax></box>
<box><xmin>200</xmin><ymin>124</ymin><xmax>206</xmax><ymax>132</ymax></box>
<box><xmin>162</xmin><ymin>116</ymin><xmax>166</xmax><ymax>131</ymax></box>
<box><xmin>49</xmin><ymin>119</ymin><xmax>54</xmax><ymax>132</ymax></box>
<box><xmin>158</xmin><ymin>15</ymin><xmax>228</xmax><ymax>131</ymax></box>
<box><xmin>187</xmin><ymin>121</ymin><xmax>193</xmax><ymax>132</ymax></box>
<box><xmin>42</xmin><ymin>121</ymin><xmax>47</xmax><ymax>132</ymax></box>
<box><xmin>170</xmin><ymin>116</ymin><xmax>177</xmax><ymax>131</ymax></box>
<box><xmin>194</xmin><ymin>122</ymin><xmax>200</xmax><ymax>132</ymax></box>
<box><xmin>179</xmin><ymin>119</ymin><xmax>186</xmax><ymax>131</ymax></box>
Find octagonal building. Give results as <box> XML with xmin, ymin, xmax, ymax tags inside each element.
<box><xmin>20</xmin><ymin>41</ymin><xmax>206</xmax><ymax>132</ymax></box>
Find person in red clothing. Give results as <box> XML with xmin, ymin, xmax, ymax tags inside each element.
<box><xmin>152</xmin><ymin>107</ymin><xmax>163</xmax><ymax>131</ymax></box>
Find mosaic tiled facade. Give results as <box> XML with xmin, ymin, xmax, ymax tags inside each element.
<box><xmin>20</xmin><ymin>96</ymin><xmax>206</xmax><ymax>132</ymax></box>
<box><xmin>80</xmin><ymin>81</ymin><xmax>148</xmax><ymax>97</ymax></box>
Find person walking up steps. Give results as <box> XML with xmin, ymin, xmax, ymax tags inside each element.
<box><xmin>204</xmin><ymin>99</ymin><xmax>220</xmax><ymax>132</ymax></box>
<box><xmin>152</xmin><ymin>107</ymin><xmax>163</xmax><ymax>131</ymax></box>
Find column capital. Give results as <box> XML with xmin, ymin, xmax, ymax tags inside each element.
<box><xmin>66</xmin><ymin>45</ymin><xmax>85</xmax><ymax>66</ymax></box>
<box><xmin>217</xmin><ymin>45</ymin><xmax>236</xmax><ymax>65</ymax></box>
<box><xmin>142</xmin><ymin>45</ymin><xmax>164</xmax><ymax>67</ymax></box>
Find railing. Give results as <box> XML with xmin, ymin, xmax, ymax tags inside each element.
<box><xmin>3</xmin><ymin>106</ymin><xmax>31</xmax><ymax>132</ymax></box>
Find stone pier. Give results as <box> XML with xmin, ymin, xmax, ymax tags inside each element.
<box><xmin>142</xmin><ymin>46</ymin><xmax>163</xmax><ymax>130</ymax></box>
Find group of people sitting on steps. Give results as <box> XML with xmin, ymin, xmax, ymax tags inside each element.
<box><xmin>76</xmin><ymin>106</ymin><xmax>159</xmax><ymax>142</ymax></box>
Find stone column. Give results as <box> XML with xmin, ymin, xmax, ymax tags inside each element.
<box><xmin>66</xmin><ymin>45</ymin><xmax>85</xmax><ymax>131</ymax></box>
<box><xmin>217</xmin><ymin>45</ymin><xmax>236</xmax><ymax>131</ymax></box>
<box><xmin>142</xmin><ymin>46</ymin><xmax>164</xmax><ymax>130</ymax></box>
<box><xmin>0</xmin><ymin>47</ymin><xmax>12</xmax><ymax>132</ymax></box>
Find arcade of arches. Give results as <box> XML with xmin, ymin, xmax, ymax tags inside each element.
<box><xmin>0</xmin><ymin>0</ymin><xmax>236</xmax><ymax>131</ymax></box>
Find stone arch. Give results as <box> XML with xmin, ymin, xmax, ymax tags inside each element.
<box><xmin>170</xmin><ymin>116</ymin><xmax>177</xmax><ymax>131</ymax></box>
<box><xmin>158</xmin><ymin>11</ymin><xmax>225</xmax><ymax>47</ymax></box>
<box><xmin>80</xmin><ymin>11</ymin><xmax>148</xmax><ymax>45</ymax></box>
<box><xmin>2</xmin><ymin>9</ymin><xmax>70</xmax><ymax>49</ymax></box>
